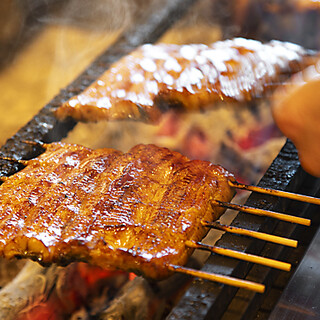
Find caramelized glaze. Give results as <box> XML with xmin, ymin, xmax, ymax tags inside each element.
<box><xmin>56</xmin><ymin>38</ymin><xmax>312</xmax><ymax>123</ymax></box>
<box><xmin>0</xmin><ymin>143</ymin><xmax>234</xmax><ymax>279</ymax></box>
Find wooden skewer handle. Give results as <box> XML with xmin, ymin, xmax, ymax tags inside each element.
<box><xmin>0</xmin><ymin>157</ymin><xmax>28</xmax><ymax>165</ymax></box>
<box><xmin>203</xmin><ymin>221</ymin><xmax>298</xmax><ymax>248</ymax></box>
<box><xmin>186</xmin><ymin>240</ymin><xmax>291</xmax><ymax>271</ymax></box>
<box><xmin>214</xmin><ymin>200</ymin><xmax>311</xmax><ymax>226</ymax></box>
<box><xmin>22</xmin><ymin>140</ymin><xmax>46</xmax><ymax>148</ymax></box>
<box><xmin>229</xmin><ymin>180</ymin><xmax>320</xmax><ymax>206</ymax></box>
<box><xmin>167</xmin><ymin>264</ymin><xmax>265</xmax><ymax>293</ymax></box>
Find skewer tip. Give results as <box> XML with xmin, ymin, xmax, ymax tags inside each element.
<box><xmin>167</xmin><ymin>264</ymin><xmax>265</xmax><ymax>293</ymax></box>
<box><xmin>202</xmin><ymin>221</ymin><xmax>298</xmax><ymax>248</ymax></box>
<box><xmin>186</xmin><ymin>240</ymin><xmax>291</xmax><ymax>272</ymax></box>
<box><xmin>229</xmin><ymin>179</ymin><xmax>320</xmax><ymax>206</ymax></box>
<box><xmin>0</xmin><ymin>156</ymin><xmax>28</xmax><ymax>166</ymax></box>
<box><xmin>214</xmin><ymin>200</ymin><xmax>311</xmax><ymax>226</ymax></box>
<box><xmin>22</xmin><ymin>140</ymin><xmax>46</xmax><ymax>148</ymax></box>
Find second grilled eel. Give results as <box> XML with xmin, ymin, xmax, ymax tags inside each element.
<box><xmin>0</xmin><ymin>143</ymin><xmax>234</xmax><ymax>280</ymax></box>
<box><xmin>56</xmin><ymin>38</ymin><xmax>314</xmax><ymax>123</ymax></box>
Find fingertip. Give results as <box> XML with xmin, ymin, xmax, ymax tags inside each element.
<box><xmin>298</xmin><ymin>151</ymin><xmax>320</xmax><ymax>178</ymax></box>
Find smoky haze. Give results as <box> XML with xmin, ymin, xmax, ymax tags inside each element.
<box><xmin>42</xmin><ymin>0</ymin><xmax>152</xmax><ymax>31</ymax></box>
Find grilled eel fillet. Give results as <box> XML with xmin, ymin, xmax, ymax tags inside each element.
<box><xmin>0</xmin><ymin>143</ymin><xmax>234</xmax><ymax>280</ymax></box>
<box><xmin>55</xmin><ymin>38</ymin><xmax>314</xmax><ymax>123</ymax></box>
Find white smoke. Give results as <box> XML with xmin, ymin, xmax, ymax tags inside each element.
<box><xmin>43</xmin><ymin>0</ymin><xmax>144</xmax><ymax>31</ymax></box>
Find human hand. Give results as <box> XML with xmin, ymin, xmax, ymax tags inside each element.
<box><xmin>272</xmin><ymin>64</ymin><xmax>320</xmax><ymax>177</ymax></box>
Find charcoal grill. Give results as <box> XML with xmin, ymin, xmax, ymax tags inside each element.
<box><xmin>0</xmin><ymin>0</ymin><xmax>320</xmax><ymax>319</ymax></box>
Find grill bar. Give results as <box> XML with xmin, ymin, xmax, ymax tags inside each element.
<box><xmin>0</xmin><ymin>1</ymin><xmax>319</xmax><ymax>319</ymax></box>
<box><xmin>167</xmin><ymin>140</ymin><xmax>320</xmax><ymax>320</ymax></box>
<box><xmin>269</xmin><ymin>226</ymin><xmax>320</xmax><ymax>319</ymax></box>
<box><xmin>231</xmin><ymin>188</ymin><xmax>320</xmax><ymax>319</ymax></box>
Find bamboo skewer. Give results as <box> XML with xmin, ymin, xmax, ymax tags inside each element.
<box><xmin>0</xmin><ymin>156</ymin><xmax>29</xmax><ymax>182</ymax></box>
<box><xmin>167</xmin><ymin>264</ymin><xmax>265</xmax><ymax>293</ymax></box>
<box><xmin>10</xmin><ymin>142</ymin><xmax>320</xmax><ymax>208</ymax></box>
<box><xmin>7</xmin><ymin>142</ymin><xmax>320</xmax><ymax>208</ymax></box>
<box><xmin>0</xmin><ymin>157</ymin><xmax>28</xmax><ymax>166</ymax></box>
<box><xmin>22</xmin><ymin>140</ymin><xmax>46</xmax><ymax>148</ymax></box>
<box><xmin>185</xmin><ymin>240</ymin><xmax>291</xmax><ymax>271</ymax></box>
<box><xmin>202</xmin><ymin>221</ymin><xmax>298</xmax><ymax>248</ymax></box>
<box><xmin>229</xmin><ymin>179</ymin><xmax>320</xmax><ymax>206</ymax></box>
<box><xmin>213</xmin><ymin>200</ymin><xmax>311</xmax><ymax>226</ymax></box>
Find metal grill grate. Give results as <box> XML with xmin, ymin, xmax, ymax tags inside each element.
<box><xmin>167</xmin><ymin>140</ymin><xmax>320</xmax><ymax>319</ymax></box>
<box><xmin>0</xmin><ymin>1</ymin><xmax>319</xmax><ymax>319</ymax></box>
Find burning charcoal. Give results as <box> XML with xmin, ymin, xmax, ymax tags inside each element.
<box><xmin>98</xmin><ymin>277</ymin><xmax>154</xmax><ymax>320</ymax></box>
<box><xmin>181</xmin><ymin>126</ymin><xmax>211</xmax><ymax>161</ymax></box>
<box><xmin>0</xmin><ymin>262</ymin><xmax>61</xmax><ymax>320</ymax></box>
<box><xmin>156</xmin><ymin>111</ymin><xmax>181</xmax><ymax>137</ymax></box>
<box><xmin>0</xmin><ymin>262</ymin><xmax>128</xmax><ymax>320</ymax></box>
<box><xmin>70</xmin><ymin>308</ymin><xmax>89</xmax><ymax>320</ymax></box>
<box><xmin>0</xmin><ymin>258</ymin><xmax>26</xmax><ymax>288</ymax></box>
<box><xmin>98</xmin><ymin>258</ymin><xmax>200</xmax><ymax>320</ymax></box>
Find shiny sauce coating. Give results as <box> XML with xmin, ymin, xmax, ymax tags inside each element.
<box><xmin>0</xmin><ymin>143</ymin><xmax>234</xmax><ymax>279</ymax></box>
<box><xmin>56</xmin><ymin>38</ymin><xmax>312</xmax><ymax>123</ymax></box>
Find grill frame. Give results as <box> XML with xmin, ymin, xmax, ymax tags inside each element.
<box><xmin>0</xmin><ymin>1</ymin><xmax>319</xmax><ymax>318</ymax></box>
<box><xmin>167</xmin><ymin>140</ymin><xmax>320</xmax><ymax>319</ymax></box>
